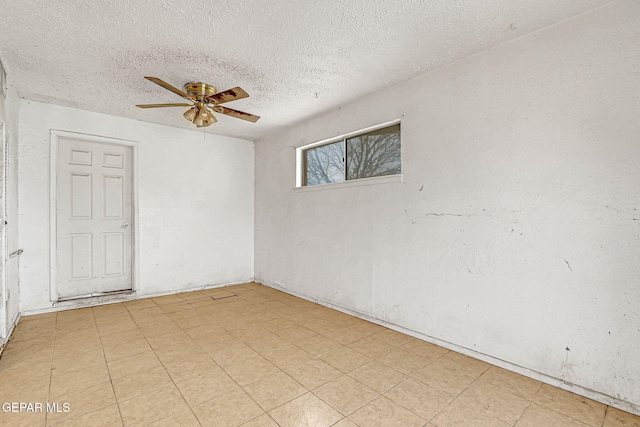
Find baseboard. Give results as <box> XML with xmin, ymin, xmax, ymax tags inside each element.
<box><xmin>256</xmin><ymin>278</ymin><xmax>640</xmax><ymax>417</ymax></box>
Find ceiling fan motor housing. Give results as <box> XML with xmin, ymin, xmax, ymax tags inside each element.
<box><xmin>184</xmin><ymin>82</ymin><xmax>217</xmax><ymax>100</ymax></box>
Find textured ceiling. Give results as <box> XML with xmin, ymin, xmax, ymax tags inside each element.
<box><xmin>0</xmin><ymin>0</ymin><xmax>611</xmax><ymax>140</ymax></box>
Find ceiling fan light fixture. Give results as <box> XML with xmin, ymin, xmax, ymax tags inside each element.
<box><xmin>183</xmin><ymin>106</ymin><xmax>197</xmax><ymax>122</ymax></box>
<box><xmin>193</xmin><ymin>116</ymin><xmax>205</xmax><ymax>127</ymax></box>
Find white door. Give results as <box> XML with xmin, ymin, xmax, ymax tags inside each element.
<box><xmin>56</xmin><ymin>137</ymin><xmax>133</xmax><ymax>300</ymax></box>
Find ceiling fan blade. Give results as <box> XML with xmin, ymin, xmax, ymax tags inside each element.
<box><xmin>144</xmin><ymin>77</ymin><xmax>194</xmax><ymax>100</ymax></box>
<box><xmin>136</xmin><ymin>103</ymin><xmax>193</xmax><ymax>108</ymax></box>
<box><xmin>212</xmin><ymin>105</ymin><xmax>260</xmax><ymax>123</ymax></box>
<box><xmin>205</xmin><ymin>87</ymin><xmax>249</xmax><ymax>104</ymax></box>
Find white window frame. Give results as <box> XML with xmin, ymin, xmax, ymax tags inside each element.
<box><xmin>295</xmin><ymin>118</ymin><xmax>403</xmax><ymax>190</ymax></box>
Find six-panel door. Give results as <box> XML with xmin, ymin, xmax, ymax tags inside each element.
<box><xmin>56</xmin><ymin>137</ymin><xmax>133</xmax><ymax>299</ymax></box>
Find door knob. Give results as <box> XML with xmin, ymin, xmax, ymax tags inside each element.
<box><xmin>123</xmin><ymin>223</ymin><xmax>130</xmax><ymax>229</ymax></box>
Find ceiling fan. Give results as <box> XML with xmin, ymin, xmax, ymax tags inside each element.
<box><xmin>136</xmin><ymin>77</ymin><xmax>260</xmax><ymax>127</ymax></box>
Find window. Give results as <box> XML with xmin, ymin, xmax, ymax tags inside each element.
<box><xmin>300</xmin><ymin>122</ymin><xmax>401</xmax><ymax>187</ymax></box>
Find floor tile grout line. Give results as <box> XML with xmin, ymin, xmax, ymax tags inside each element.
<box><xmin>511</xmin><ymin>381</ymin><xmax>544</xmax><ymax>426</ymax></box>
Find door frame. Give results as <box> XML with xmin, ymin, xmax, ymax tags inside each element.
<box><xmin>49</xmin><ymin>130</ymin><xmax>139</xmax><ymax>302</ymax></box>
<box><xmin>0</xmin><ymin>120</ymin><xmax>6</xmax><ymax>340</ymax></box>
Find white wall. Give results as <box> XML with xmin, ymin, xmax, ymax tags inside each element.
<box><xmin>19</xmin><ymin>100</ymin><xmax>254</xmax><ymax>312</ymax></box>
<box><xmin>255</xmin><ymin>1</ymin><xmax>640</xmax><ymax>413</ymax></box>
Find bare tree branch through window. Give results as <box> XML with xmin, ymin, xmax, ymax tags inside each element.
<box><xmin>304</xmin><ymin>124</ymin><xmax>400</xmax><ymax>186</ymax></box>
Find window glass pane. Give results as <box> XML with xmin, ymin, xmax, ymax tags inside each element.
<box><xmin>346</xmin><ymin>124</ymin><xmax>401</xmax><ymax>180</ymax></box>
<box><xmin>305</xmin><ymin>141</ymin><xmax>345</xmax><ymax>186</ymax></box>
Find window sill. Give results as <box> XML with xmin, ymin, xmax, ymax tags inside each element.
<box><xmin>294</xmin><ymin>174</ymin><xmax>404</xmax><ymax>193</ymax></box>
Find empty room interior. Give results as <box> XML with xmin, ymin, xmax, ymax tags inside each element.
<box><xmin>0</xmin><ymin>1</ymin><xmax>639</xmax><ymax>426</ymax></box>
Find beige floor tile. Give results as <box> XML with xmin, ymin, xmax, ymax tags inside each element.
<box><xmin>123</xmin><ymin>298</ymin><xmax>157</xmax><ymax>311</ymax></box>
<box><xmin>144</xmin><ymin>409</ymin><xmax>200</xmax><ymax>426</ymax></box>
<box><xmin>210</xmin><ymin>342</ymin><xmax>259</xmax><ymax>367</ymax></box>
<box><xmin>433</xmin><ymin>398</ymin><xmax>512</xmax><ymax>427</ymax></box>
<box><xmin>129</xmin><ymin>306</ymin><xmax>165</xmax><ymax>320</ymax></box>
<box><xmin>139</xmin><ymin>321</ymin><xmax>183</xmax><ymax>338</ymax></box>
<box><xmin>55</xmin><ymin>321</ymin><xmax>97</xmax><ymax>336</ymax></box>
<box><xmin>146</xmin><ymin>330</ymin><xmax>193</xmax><ymax>350</ymax></box>
<box><xmin>51</xmin><ymin>348</ymin><xmax>105</xmax><ymax>375</ymax></box>
<box><xmin>385</xmin><ymin>377</ymin><xmax>452</xmax><ymax>420</ymax></box>
<box><xmin>0</xmin><ymin>411</ymin><xmax>47</xmax><ymax>427</ymax></box>
<box><xmin>332</xmin><ymin>418</ymin><xmax>359</xmax><ymax>427</ymax></box>
<box><xmin>245</xmin><ymin>334</ymin><xmax>290</xmax><ymax>354</ymax></box>
<box><xmin>0</xmin><ymin>378</ymin><xmax>50</xmax><ymax>404</ymax></box>
<box><xmin>7</xmin><ymin>284</ymin><xmax>639</xmax><ymax>427</ymax></box>
<box><xmin>303</xmin><ymin>318</ymin><xmax>343</xmax><ymax>335</ymax></box>
<box><xmin>92</xmin><ymin>303</ymin><xmax>128</xmax><ymax>317</ymax></box>
<box><xmin>50</xmin><ymin>363</ymin><xmax>110</xmax><ymax>399</ymax></box>
<box><xmin>57</xmin><ymin>308</ymin><xmax>94</xmax><ymax>324</ymax></box>
<box><xmin>0</xmin><ymin>361</ymin><xmax>52</xmax><ymax>390</ymax></box>
<box><xmin>47</xmin><ymin>404</ymin><xmax>122</xmax><ymax>427</ymax></box>
<box><xmin>261</xmin><ymin>318</ymin><xmax>298</xmax><ymax>333</ymax></box>
<box><xmin>94</xmin><ymin>312</ymin><xmax>132</xmax><ymax>327</ymax></box>
<box><xmin>296</xmin><ymin>335</ymin><xmax>342</xmax><ymax>356</ymax></box>
<box><xmin>458</xmin><ymin>380</ymin><xmax>530</xmax><ymax>424</ymax></box>
<box><xmin>370</xmin><ymin>328</ymin><xmax>415</xmax><ymax>347</ymax></box>
<box><xmin>268</xmin><ymin>392</ymin><xmax>343</xmax><ymax>427</ymax></box>
<box><xmin>274</xmin><ymin>325</ymin><xmax>318</xmax><ymax>342</ymax></box>
<box><xmin>533</xmin><ymin>384</ymin><xmax>607</xmax><ymax>426</ymax></box>
<box><xmin>320</xmin><ymin>327</ymin><xmax>369</xmax><ymax>346</ymax></box>
<box><xmin>223</xmin><ymin>355</ymin><xmax>280</xmax><ymax>386</ymax></box>
<box><xmin>400</xmin><ymin>339</ymin><xmax>449</xmax><ymax>360</ymax></box>
<box><xmin>160</xmin><ymin>301</ymin><xmax>193</xmax><ymax>313</ymax></box>
<box><xmin>107</xmin><ymin>350</ymin><xmax>163</xmax><ymax>379</ymax></box>
<box><xmin>192</xmin><ymin>388</ymin><xmax>264</xmax><ymax>427</ymax></box>
<box><xmin>102</xmin><ymin>338</ymin><xmax>151</xmax><ymax>362</ymax></box>
<box><xmin>99</xmin><ymin>327</ymin><xmax>144</xmax><ymax>346</ymax></box>
<box><xmin>96</xmin><ymin>318</ymin><xmax>139</xmax><ymax>336</ymax></box>
<box><xmin>244</xmin><ymin>371</ymin><xmax>308</xmax><ymax>411</ymax></box>
<box><xmin>17</xmin><ymin>313</ymin><xmax>57</xmax><ymax>327</ymax></box>
<box><xmin>154</xmin><ymin>340</ymin><xmax>208</xmax><ymax>364</ymax></box>
<box><xmin>262</xmin><ymin>344</ymin><xmax>314</xmax><ymax>369</ymax></box>
<box><xmin>240</xmin><ymin>413</ymin><xmax>280</xmax><ymax>426</ymax></box>
<box><xmin>433</xmin><ymin>351</ymin><xmax>490</xmax><ymax>379</ymax></box>
<box><xmin>176</xmin><ymin>367</ymin><xmax>239</xmax><ymax>407</ymax></box>
<box><xmin>169</xmin><ymin>311</ymin><xmax>213</xmax><ymax>329</ymax></box>
<box><xmin>348</xmin><ymin>360</ymin><xmax>406</xmax><ymax>393</ymax></box>
<box><xmin>198</xmin><ymin>331</ymin><xmax>240</xmax><ymax>353</ymax></box>
<box><xmin>285</xmin><ymin>359</ymin><xmax>343</xmax><ymax>390</ymax></box>
<box><xmin>413</xmin><ymin>360</ymin><xmax>475</xmax><ymax>397</ymax></box>
<box><xmin>151</xmin><ymin>294</ymin><xmax>185</xmax><ymax>305</ymax></box>
<box><xmin>0</xmin><ymin>345</ymin><xmax>53</xmax><ymax>373</ymax></box>
<box><xmin>133</xmin><ymin>313</ymin><xmax>174</xmax><ymax>328</ymax></box>
<box><xmin>231</xmin><ymin>325</ymin><xmax>271</xmax><ymax>342</ymax></box>
<box><xmin>377</xmin><ymin>347</ymin><xmax>432</xmax><ymax>375</ymax></box>
<box><xmin>10</xmin><ymin>324</ymin><xmax>56</xmax><ymax>342</ymax></box>
<box><xmin>515</xmin><ymin>403</ymin><xmax>592</xmax><ymax>427</ymax></box>
<box><xmin>112</xmin><ymin>366</ymin><xmax>173</xmax><ymax>401</ymax></box>
<box><xmin>348</xmin><ymin>336</ymin><xmax>395</xmax><ymax>358</ymax></box>
<box><xmin>118</xmin><ymin>385</ymin><xmax>190</xmax><ymax>427</ymax></box>
<box><xmin>319</xmin><ymin>346</ymin><xmax>371</xmax><ymax>373</ymax></box>
<box><xmin>54</xmin><ymin>328</ymin><xmax>101</xmax><ymax>351</ymax></box>
<box><xmin>349</xmin><ymin>395</ymin><xmax>426</xmax><ymax>427</ymax></box>
<box><xmin>163</xmin><ymin>352</ymin><xmax>220</xmax><ymax>383</ymax></box>
<box><xmin>314</xmin><ymin>375</ymin><xmax>378</xmax><ymax>415</ymax></box>
<box><xmin>183</xmin><ymin>323</ymin><xmax>227</xmax><ymax>340</ymax></box>
<box><xmin>476</xmin><ymin>366</ymin><xmax>541</xmax><ymax>400</ymax></box>
<box><xmin>602</xmin><ymin>407</ymin><xmax>640</xmax><ymax>427</ymax></box>
<box><xmin>46</xmin><ymin>382</ymin><xmax>117</xmax><ymax>425</ymax></box>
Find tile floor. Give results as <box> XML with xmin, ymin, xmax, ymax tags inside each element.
<box><xmin>0</xmin><ymin>282</ymin><xmax>638</xmax><ymax>427</ymax></box>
